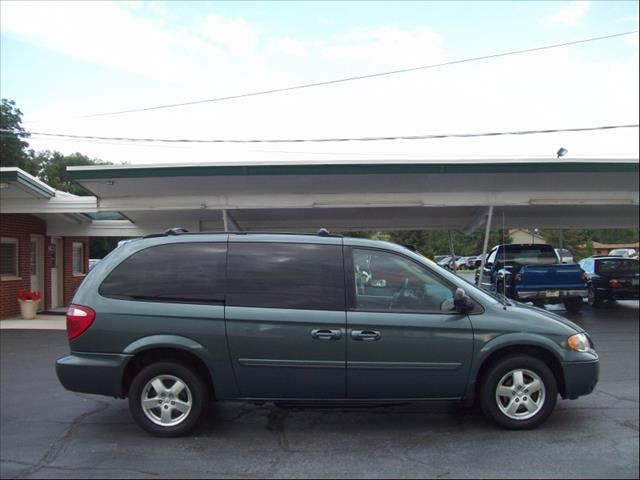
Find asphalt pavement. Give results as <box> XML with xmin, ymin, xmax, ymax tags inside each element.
<box><xmin>1</xmin><ymin>301</ymin><xmax>638</xmax><ymax>479</ymax></box>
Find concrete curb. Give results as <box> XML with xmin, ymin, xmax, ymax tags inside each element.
<box><xmin>0</xmin><ymin>316</ymin><xmax>66</xmax><ymax>330</ymax></box>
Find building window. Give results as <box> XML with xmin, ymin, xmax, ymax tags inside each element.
<box><xmin>72</xmin><ymin>242</ymin><xmax>85</xmax><ymax>275</ymax></box>
<box><xmin>1</xmin><ymin>238</ymin><xmax>19</xmax><ymax>279</ymax></box>
<box><xmin>30</xmin><ymin>240</ymin><xmax>37</xmax><ymax>275</ymax></box>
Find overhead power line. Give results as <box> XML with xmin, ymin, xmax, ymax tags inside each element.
<box><xmin>77</xmin><ymin>30</ymin><xmax>638</xmax><ymax>118</ymax></box>
<box><xmin>3</xmin><ymin>124</ymin><xmax>638</xmax><ymax>144</ymax></box>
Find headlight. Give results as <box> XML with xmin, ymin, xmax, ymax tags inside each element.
<box><xmin>567</xmin><ymin>333</ymin><xmax>590</xmax><ymax>352</ymax></box>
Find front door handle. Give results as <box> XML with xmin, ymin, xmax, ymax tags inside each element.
<box><xmin>311</xmin><ymin>329</ymin><xmax>342</xmax><ymax>340</ymax></box>
<box><xmin>351</xmin><ymin>330</ymin><xmax>381</xmax><ymax>341</ymax></box>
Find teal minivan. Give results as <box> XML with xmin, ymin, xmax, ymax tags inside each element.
<box><xmin>57</xmin><ymin>231</ymin><xmax>599</xmax><ymax>436</ymax></box>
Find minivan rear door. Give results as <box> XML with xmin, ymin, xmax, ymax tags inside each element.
<box><xmin>345</xmin><ymin>246</ymin><xmax>474</xmax><ymax>399</ymax></box>
<box><xmin>225</xmin><ymin>236</ymin><xmax>347</xmax><ymax>399</ymax></box>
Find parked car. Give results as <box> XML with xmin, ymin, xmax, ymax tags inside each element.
<box><xmin>554</xmin><ymin>248</ymin><xmax>575</xmax><ymax>264</ymax></box>
<box><xmin>608</xmin><ymin>248</ymin><xmax>637</xmax><ymax>258</ymax></box>
<box><xmin>437</xmin><ymin>256</ymin><xmax>452</xmax><ymax>269</ymax></box>
<box><xmin>433</xmin><ymin>255</ymin><xmax>449</xmax><ymax>263</ymax></box>
<box><xmin>578</xmin><ymin>256</ymin><xmax>640</xmax><ymax>307</ymax></box>
<box><xmin>454</xmin><ymin>256</ymin><xmax>470</xmax><ymax>270</ymax></box>
<box><xmin>473</xmin><ymin>254</ymin><xmax>488</xmax><ymax>269</ymax></box>
<box><xmin>466</xmin><ymin>256</ymin><xmax>480</xmax><ymax>269</ymax></box>
<box><xmin>475</xmin><ymin>244</ymin><xmax>588</xmax><ymax>313</ymax></box>
<box><xmin>57</xmin><ymin>231</ymin><xmax>599</xmax><ymax>436</ymax></box>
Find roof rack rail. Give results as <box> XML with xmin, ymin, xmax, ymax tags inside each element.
<box><xmin>165</xmin><ymin>227</ymin><xmax>189</xmax><ymax>235</ymax></box>
<box><xmin>142</xmin><ymin>227</ymin><xmax>189</xmax><ymax>239</ymax></box>
<box><xmin>142</xmin><ymin>227</ymin><xmax>344</xmax><ymax>239</ymax></box>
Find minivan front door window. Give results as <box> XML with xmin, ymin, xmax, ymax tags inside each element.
<box><xmin>352</xmin><ymin>249</ymin><xmax>455</xmax><ymax>313</ymax></box>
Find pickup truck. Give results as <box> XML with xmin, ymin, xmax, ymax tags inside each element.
<box><xmin>476</xmin><ymin>244</ymin><xmax>588</xmax><ymax>312</ymax></box>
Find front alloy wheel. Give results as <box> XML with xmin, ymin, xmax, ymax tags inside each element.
<box><xmin>480</xmin><ymin>355</ymin><xmax>557</xmax><ymax>429</ymax></box>
<box><xmin>495</xmin><ymin>369</ymin><xmax>545</xmax><ymax>421</ymax></box>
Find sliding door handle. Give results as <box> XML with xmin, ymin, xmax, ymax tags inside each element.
<box><xmin>311</xmin><ymin>329</ymin><xmax>342</xmax><ymax>340</ymax></box>
<box><xmin>351</xmin><ymin>330</ymin><xmax>381</xmax><ymax>341</ymax></box>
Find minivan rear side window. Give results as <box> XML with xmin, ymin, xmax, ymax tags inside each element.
<box><xmin>226</xmin><ymin>242</ymin><xmax>344</xmax><ymax>311</ymax></box>
<box><xmin>99</xmin><ymin>242</ymin><xmax>227</xmax><ymax>304</ymax></box>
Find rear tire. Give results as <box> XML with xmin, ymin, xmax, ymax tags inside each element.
<box><xmin>129</xmin><ymin>361</ymin><xmax>207</xmax><ymax>437</ymax></box>
<box><xmin>480</xmin><ymin>355</ymin><xmax>557</xmax><ymax>430</ymax></box>
<box><xmin>587</xmin><ymin>284</ymin><xmax>603</xmax><ymax>308</ymax></box>
<box><xmin>563</xmin><ymin>297</ymin><xmax>583</xmax><ymax>313</ymax></box>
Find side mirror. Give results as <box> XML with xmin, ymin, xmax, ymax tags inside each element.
<box><xmin>454</xmin><ymin>288</ymin><xmax>475</xmax><ymax>313</ymax></box>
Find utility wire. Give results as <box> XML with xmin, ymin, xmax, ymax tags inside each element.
<box><xmin>2</xmin><ymin>124</ymin><xmax>638</xmax><ymax>144</ymax></box>
<box><xmin>76</xmin><ymin>30</ymin><xmax>638</xmax><ymax>118</ymax></box>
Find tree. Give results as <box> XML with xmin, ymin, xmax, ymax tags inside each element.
<box><xmin>0</xmin><ymin>98</ymin><xmax>39</xmax><ymax>175</ymax></box>
<box><xmin>588</xmin><ymin>229</ymin><xmax>639</xmax><ymax>244</ymax></box>
<box><xmin>374</xmin><ymin>229</ymin><xmax>511</xmax><ymax>259</ymax></box>
<box><xmin>540</xmin><ymin>228</ymin><xmax>640</xmax><ymax>261</ymax></box>
<box><xmin>32</xmin><ymin>150</ymin><xmax>107</xmax><ymax>195</ymax></box>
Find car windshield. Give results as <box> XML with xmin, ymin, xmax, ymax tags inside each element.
<box><xmin>496</xmin><ymin>246</ymin><xmax>558</xmax><ymax>266</ymax></box>
<box><xmin>596</xmin><ymin>259</ymin><xmax>639</xmax><ymax>275</ymax></box>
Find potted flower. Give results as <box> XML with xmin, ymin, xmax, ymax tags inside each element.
<box><xmin>17</xmin><ymin>290</ymin><xmax>42</xmax><ymax>320</ymax></box>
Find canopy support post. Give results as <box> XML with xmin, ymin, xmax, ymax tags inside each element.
<box><xmin>448</xmin><ymin>230</ymin><xmax>457</xmax><ymax>273</ymax></box>
<box><xmin>222</xmin><ymin>209</ymin><xmax>241</xmax><ymax>232</ymax></box>
<box><xmin>477</xmin><ymin>205</ymin><xmax>494</xmax><ymax>289</ymax></box>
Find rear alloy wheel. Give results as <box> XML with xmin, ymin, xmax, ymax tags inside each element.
<box><xmin>563</xmin><ymin>297</ymin><xmax>583</xmax><ymax>313</ymax></box>
<box><xmin>129</xmin><ymin>361</ymin><xmax>207</xmax><ymax>437</ymax></box>
<box><xmin>480</xmin><ymin>355</ymin><xmax>557</xmax><ymax>429</ymax></box>
<box><xmin>587</xmin><ymin>285</ymin><xmax>603</xmax><ymax>308</ymax></box>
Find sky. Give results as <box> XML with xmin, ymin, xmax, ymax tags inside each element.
<box><xmin>1</xmin><ymin>0</ymin><xmax>638</xmax><ymax>165</ymax></box>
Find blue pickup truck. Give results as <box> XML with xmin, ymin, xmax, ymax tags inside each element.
<box><xmin>476</xmin><ymin>244</ymin><xmax>588</xmax><ymax>312</ymax></box>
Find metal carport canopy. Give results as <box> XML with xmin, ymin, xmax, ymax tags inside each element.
<box><xmin>57</xmin><ymin>158</ymin><xmax>639</xmax><ymax>236</ymax></box>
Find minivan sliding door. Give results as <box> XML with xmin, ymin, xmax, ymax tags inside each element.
<box><xmin>225</xmin><ymin>238</ymin><xmax>346</xmax><ymax>399</ymax></box>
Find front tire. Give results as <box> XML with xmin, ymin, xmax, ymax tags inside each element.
<box><xmin>480</xmin><ymin>355</ymin><xmax>557</xmax><ymax>430</ymax></box>
<box><xmin>129</xmin><ymin>361</ymin><xmax>207</xmax><ymax>437</ymax></box>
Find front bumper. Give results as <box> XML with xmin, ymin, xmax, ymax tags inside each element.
<box><xmin>515</xmin><ymin>289</ymin><xmax>588</xmax><ymax>300</ymax></box>
<box><xmin>56</xmin><ymin>352</ymin><xmax>131</xmax><ymax>398</ymax></box>
<box><xmin>561</xmin><ymin>358</ymin><xmax>600</xmax><ymax>400</ymax></box>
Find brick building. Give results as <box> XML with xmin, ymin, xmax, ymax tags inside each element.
<box><xmin>0</xmin><ymin>171</ymin><xmax>89</xmax><ymax>319</ymax></box>
<box><xmin>592</xmin><ymin>241</ymin><xmax>639</xmax><ymax>257</ymax></box>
